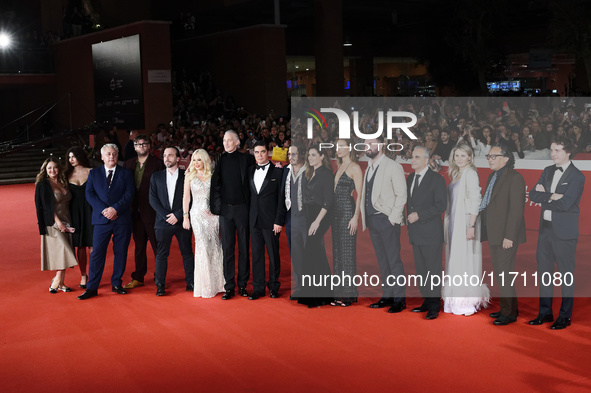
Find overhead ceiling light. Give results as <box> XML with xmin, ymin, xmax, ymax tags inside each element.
<box><xmin>0</xmin><ymin>33</ymin><xmax>11</xmax><ymax>49</ymax></box>
<box><xmin>295</xmin><ymin>65</ymin><xmax>299</xmax><ymax>69</ymax></box>
<box><xmin>306</xmin><ymin>68</ymin><xmax>309</xmax><ymax>71</ymax></box>
<box><xmin>343</xmin><ymin>38</ymin><xmax>352</xmax><ymax>47</ymax></box>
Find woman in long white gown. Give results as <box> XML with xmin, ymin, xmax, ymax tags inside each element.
<box><xmin>182</xmin><ymin>149</ymin><xmax>225</xmax><ymax>298</ymax></box>
<box><xmin>442</xmin><ymin>143</ymin><xmax>490</xmax><ymax>316</ymax></box>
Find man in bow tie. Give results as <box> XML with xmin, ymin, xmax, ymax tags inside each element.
<box><xmin>247</xmin><ymin>141</ymin><xmax>286</xmax><ymax>299</ymax></box>
<box><xmin>529</xmin><ymin>136</ymin><xmax>585</xmax><ymax>330</ymax></box>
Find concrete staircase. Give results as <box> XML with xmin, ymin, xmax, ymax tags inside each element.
<box><xmin>0</xmin><ymin>146</ymin><xmax>66</xmax><ymax>185</ymax></box>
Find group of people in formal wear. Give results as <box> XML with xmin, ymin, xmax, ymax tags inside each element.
<box><xmin>34</xmin><ymin>129</ymin><xmax>584</xmax><ymax>330</ymax></box>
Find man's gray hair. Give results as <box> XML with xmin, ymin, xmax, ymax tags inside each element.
<box><xmin>101</xmin><ymin>143</ymin><xmax>119</xmax><ymax>154</ymax></box>
<box><xmin>413</xmin><ymin>145</ymin><xmax>430</xmax><ymax>158</ymax></box>
<box><xmin>225</xmin><ymin>130</ymin><xmax>240</xmax><ymax>147</ymax></box>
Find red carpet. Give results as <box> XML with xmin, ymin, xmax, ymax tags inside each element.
<box><xmin>2</xmin><ymin>183</ymin><xmax>590</xmax><ymax>392</ymax></box>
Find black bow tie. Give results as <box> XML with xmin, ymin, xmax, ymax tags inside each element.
<box><xmin>554</xmin><ymin>166</ymin><xmax>564</xmax><ymax>172</ymax></box>
<box><xmin>256</xmin><ymin>163</ymin><xmax>269</xmax><ymax>170</ymax></box>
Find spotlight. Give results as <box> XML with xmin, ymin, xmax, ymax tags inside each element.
<box><xmin>0</xmin><ymin>33</ymin><xmax>11</xmax><ymax>49</ymax></box>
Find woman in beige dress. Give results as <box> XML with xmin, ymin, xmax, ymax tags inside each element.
<box><xmin>34</xmin><ymin>157</ymin><xmax>78</xmax><ymax>293</ymax></box>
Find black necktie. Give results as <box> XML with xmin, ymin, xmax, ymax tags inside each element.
<box><xmin>107</xmin><ymin>169</ymin><xmax>113</xmax><ymax>187</ymax></box>
<box><xmin>554</xmin><ymin>166</ymin><xmax>564</xmax><ymax>172</ymax></box>
<box><xmin>412</xmin><ymin>174</ymin><xmax>421</xmax><ymax>196</ymax></box>
<box><xmin>256</xmin><ymin>163</ymin><xmax>269</xmax><ymax>170</ymax></box>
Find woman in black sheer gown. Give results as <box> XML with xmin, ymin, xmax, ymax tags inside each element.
<box><xmin>298</xmin><ymin>145</ymin><xmax>334</xmax><ymax>308</ymax></box>
<box><xmin>65</xmin><ymin>146</ymin><xmax>93</xmax><ymax>289</ymax></box>
<box><xmin>331</xmin><ymin>139</ymin><xmax>363</xmax><ymax>307</ymax></box>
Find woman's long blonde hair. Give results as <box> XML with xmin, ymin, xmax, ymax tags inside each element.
<box><xmin>35</xmin><ymin>157</ymin><xmax>67</xmax><ymax>187</ymax></box>
<box><xmin>186</xmin><ymin>149</ymin><xmax>212</xmax><ymax>181</ymax></box>
<box><xmin>448</xmin><ymin>142</ymin><xmax>476</xmax><ymax>180</ymax></box>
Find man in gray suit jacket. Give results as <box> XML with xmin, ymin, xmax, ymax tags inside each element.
<box><xmin>149</xmin><ymin>147</ymin><xmax>194</xmax><ymax>296</ymax></box>
<box><xmin>360</xmin><ymin>136</ymin><xmax>407</xmax><ymax>313</ymax></box>
<box><xmin>529</xmin><ymin>136</ymin><xmax>585</xmax><ymax>330</ymax></box>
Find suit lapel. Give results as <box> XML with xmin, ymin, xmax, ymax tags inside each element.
<box><xmin>172</xmin><ymin>170</ymin><xmax>184</xmax><ymax>209</ymax></box>
<box><xmin>490</xmin><ymin>168</ymin><xmax>508</xmax><ymax>202</ymax></box>
<box><xmin>259</xmin><ymin>165</ymin><xmax>274</xmax><ymax>194</ymax></box>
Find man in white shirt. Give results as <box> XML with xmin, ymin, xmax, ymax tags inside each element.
<box><xmin>149</xmin><ymin>147</ymin><xmax>195</xmax><ymax>296</ymax></box>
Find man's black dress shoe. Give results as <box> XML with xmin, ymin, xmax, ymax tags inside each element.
<box><xmin>112</xmin><ymin>285</ymin><xmax>127</xmax><ymax>294</ymax></box>
<box><xmin>77</xmin><ymin>289</ymin><xmax>98</xmax><ymax>300</ymax></box>
<box><xmin>412</xmin><ymin>305</ymin><xmax>429</xmax><ymax>313</ymax></box>
<box><xmin>387</xmin><ymin>302</ymin><xmax>406</xmax><ymax>313</ymax></box>
<box><xmin>493</xmin><ymin>315</ymin><xmax>517</xmax><ymax>325</ymax></box>
<box><xmin>186</xmin><ymin>283</ymin><xmax>194</xmax><ymax>292</ymax></box>
<box><xmin>222</xmin><ymin>290</ymin><xmax>234</xmax><ymax>300</ymax></box>
<box><xmin>270</xmin><ymin>291</ymin><xmax>279</xmax><ymax>298</ymax></box>
<box><xmin>239</xmin><ymin>287</ymin><xmax>248</xmax><ymax>297</ymax></box>
<box><xmin>550</xmin><ymin>317</ymin><xmax>571</xmax><ymax>330</ymax></box>
<box><xmin>248</xmin><ymin>292</ymin><xmax>265</xmax><ymax>300</ymax></box>
<box><xmin>369</xmin><ymin>298</ymin><xmax>392</xmax><ymax>309</ymax></box>
<box><xmin>489</xmin><ymin>311</ymin><xmax>501</xmax><ymax>319</ymax></box>
<box><xmin>528</xmin><ymin>314</ymin><xmax>554</xmax><ymax>325</ymax></box>
<box><xmin>156</xmin><ymin>284</ymin><xmax>166</xmax><ymax>296</ymax></box>
<box><xmin>426</xmin><ymin>310</ymin><xmax>439</xmax><ymax>320</ymax></box>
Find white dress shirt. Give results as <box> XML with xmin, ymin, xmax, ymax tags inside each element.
<box><xmin>166</xmin><ymin>168</ymin><xmax>179</xmax><ymax>209</ymax></box>
<box><xmin>544</xmin><ymin>161</ymin><xmax>570</xmax><ymax>221</ymax></box>
<box><xmin>254</xmin><ymin>162</ymin><xmax>270</xmax><ymax>193</ymax></box>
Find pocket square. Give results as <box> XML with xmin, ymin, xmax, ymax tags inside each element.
<box><xmin>271</xmin><ymin>179</ymin><xmax>276</xmax><ymax>181</ymax></box>
<box><xmin>561</xmin><ymin>182</ymin><xmax>568</xmax><ymax>185</ymax></box>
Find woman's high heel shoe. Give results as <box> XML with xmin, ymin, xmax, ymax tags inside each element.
<box><xmin>79</xmin><ymin>274</ymin><xmax>88</xmax><ymax>289</ymax></box>
<box><xmin>49</xmin><ymin>279</ymin><xmax>59</xmax><ymax>294</ymax></box>
<box><xmin>58</xmin><ymin>285</ymin><xmax>72</xmax><ymax>292</ymax></box>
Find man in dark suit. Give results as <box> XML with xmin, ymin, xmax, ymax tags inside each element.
<box><xmin>78</xmin><ymin>144</ymin><xmax>135</xmax><ymax>299</ymax></box>
<box><xmin>406</xmin><ymin>146</ymin><xmax>447</xmax><ymax>320</ymax></box>
<box><xmin>149</xmin><ymin>147</ymin><xmax>195</xmax><ymax>297</ymax></box>
<box><xmin>283</xmin><ymin>143</ymin><xmax>307</xmax><ymax>300</ymax></box>
<box><xmin>123</xmin><ymin>135</ymin><xmax>165</xmax><ymax>289</ymax></box>
<box><xmin>210</xmin><ymin>130</ymin><xmax>255</xmax><ymax>299</ymax></box>
<box><xmin>247</xmin><ymin>141</ymin><xmax>287</xmax><ymax>300</ymax></box>
<box><xmin>480</xmin><ymin>144</ymin><xmax>526</xmax><ymax>325</ymax></box>
<box><xmin>529</xmin><ymin>136</ymin><xmax>585</xmax><ymax>330</ymax></box>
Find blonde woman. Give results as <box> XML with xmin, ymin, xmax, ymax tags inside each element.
<box><xmin>182</xmin><ymin>149</ymin><xmax>224</xmax><ymax>298</ymax></box>
<box><xmin>442</xmin><ymin>143</ymin><xmax>489</xmax><ymax>315</ymax></box>
<box><xmin>34</xmin><ymin>157</ymin><xmax>78</xmax><ymax>293</ymax></box>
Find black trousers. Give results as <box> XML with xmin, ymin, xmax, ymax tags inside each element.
<box><xmin>367</xmin><ymin>214</ymin><xmax>405</xmax><ymax>302</ymax></box>
<box><xmin>537</xmin><ymin>224</ymin><xmax>577</xmax><ymax>318</ymax></box>
<box><xmin>412</xmin><ymin>243</ymin><xmax>443</xmax><ymax>312</ymax></box>
<box><xmin>131</xmin><ymin>214</ymin><xmax>158</xmax><ymax>282</ymax></box>
<box><xmin>251</xmin><ymin>226</ymin><xmax>281</xmax><ymax>294</ymax></box>
<box><xmin>286</xmin><ymin>209</ymin><xmax>307</xmax><ymax>292</ymax></box>
<box><xmin>154</xmin><ymin>225</ymin><xmax>194</xmax><ymax>286</ymax></box>
<box><xmin>489</xmin><ymin>244</ymin><xmax>519</xmax><ymax>318</ymax></box>
<box><xmin>220</xmin><ymin>204</ymin><xmax>250</xmax><ymax>291</ymax></box>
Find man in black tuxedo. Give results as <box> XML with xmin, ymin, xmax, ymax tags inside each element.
<box><xmin>149</xmin><ymin>147</ymin><xmax>195</xmax><ymax>297</ymax></box>
<box><xmin>247</xmin><ymin>141</ymin><xmax>287</xmax><ymax>300</ymax></box>
<box><xmin>529</xmin><ymin>136</ymin><xmax>585</xmax><ymax>330</ymax></box>
<box><xmin>78</xmin><ymin>144</ymin><xmax>135</xmax><ymax>299</ymax></box>
<box><xmin>210</xmin><ymin>130</ymin><xmax>255</xmax><ymax>299</ymax></box>
<box><xmin>123</xmin><ymin>135</ymin><xmax>165</xmax><ymax>289</ymax></box>
<box><xmin>406</xmin><ymin>146</ymin><xmax>447</xmax><ymax>320</ymax></box>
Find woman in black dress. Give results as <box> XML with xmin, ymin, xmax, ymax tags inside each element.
<box><xmin>331</xmin><ymin>139</ymin><xmax>363</xmax><ymax>306</ymax></box>
<box><xmin>298</xmin><ymin>145</ymin><xmax>334</xmax><ymax>308</ymax></box>
<box><xmin>65</xmin><ymin>146</ymin><xmax>93</xmax><ymax>289</ymax></box>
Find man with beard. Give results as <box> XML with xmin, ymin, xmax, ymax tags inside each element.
<box><xmin>123</xmin><ymin>135</ymin><xmax>165</xmax><ymax>289</ymax></box>
<box><xmin>360</xmin><ymin>136</ymin><xmax>407</xmax><ymax>313</ymax></box>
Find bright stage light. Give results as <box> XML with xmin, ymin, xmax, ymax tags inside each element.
<box><xmin>0</xmin><ymin>33</ymin><xmax>11</xmax><ymax>49</ymax></box>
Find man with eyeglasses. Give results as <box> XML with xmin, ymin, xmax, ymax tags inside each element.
<box><xmin>123</xmin><ymin>135</ymin><xmax>165</xmax><ymax>289</ymax></box>
<box><xmin>480</xmin><ymin>145</ymin><xmax>526</xmax><ymax>326</ymax></box>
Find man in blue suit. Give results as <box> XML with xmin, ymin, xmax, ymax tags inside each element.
<box><xmin>78</xmin><ymin>144</ymin><xmax>135</xmax><ymax>299</ymax></box>
<box><xmin>149</xmin><ymin>147</ymin><xmax>194</xmax><ymax>296</ymax></box>
<box><xmin>529</xmin><ymin>136</ymin><xmax>585</xmax><ymax>329</ymax></box>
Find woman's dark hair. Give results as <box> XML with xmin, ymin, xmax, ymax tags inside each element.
<box><xmin>65</xmin><ymin>146</ymin><xmax>92</xmax><ymax>179</ymax></box>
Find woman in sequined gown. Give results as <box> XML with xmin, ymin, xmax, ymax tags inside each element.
<box><xmin>331</xmin><ymin>139</ymin><xmax>363</xmax><ymax>306</ymax></box>
<box><xmin>182</xmin><ymin>149</ymin><xmax>225</xmax><ymax>298</ymax></box>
